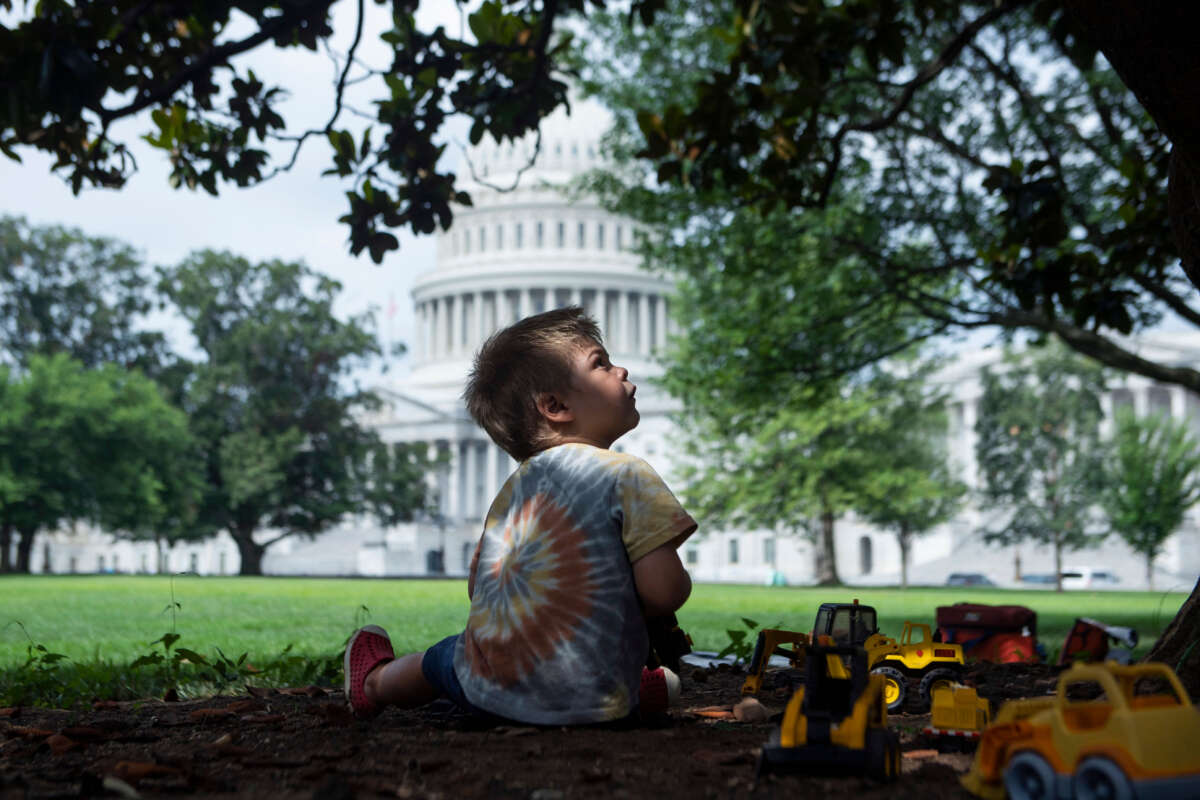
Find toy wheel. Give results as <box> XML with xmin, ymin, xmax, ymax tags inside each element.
<box><xmin>918</xmin><ymin>667</ymin><xmax>960</xmax><ymax>710</ymax></box>
<box><xmin>1073</xmin><ymin>756</ymin><xmax>1134</xmax><ymax>800</ymax></box>
<box><xmin>1004</xmin><ymin>751</ymin><xmax>1057</xmax><ymax>800</ymax></box>
<box><xmin>866</xmin><ymin>729</ymin><xmax>901</xmax><ymax>782</ymax></box>
<box><xmin>872</xmin><ymin>665</ymin><xmax>907</xmax><ymax>712</ymax></box>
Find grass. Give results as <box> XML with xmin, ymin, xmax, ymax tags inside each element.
<box><xmin>0</xmin><ymin>575</ymin><xmax>1189</xmax><ymax>706</ymax></box>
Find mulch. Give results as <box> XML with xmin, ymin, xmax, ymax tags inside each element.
<box><xmin>1</xmin><ymin>660</ymin><xmax>1064</xmax><ymax>799</ymax></box>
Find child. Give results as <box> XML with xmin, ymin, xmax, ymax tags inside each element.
<box><xmin>344</xmin><ymin>306</ymin><xmax>696</xmax><ymax>724</ymax></box>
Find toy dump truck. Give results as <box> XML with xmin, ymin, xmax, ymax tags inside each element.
<box><xmin>922</xmin><ymin>683</ymin><xmax>991</xmax><ymax>752</ymax></box>
<box><xmin>758</xmin><ymin>643</ymin><xmax>901</xmax><ymax>781</ymax></box>
<box><xmin>866</xmin><ymin>621</ymin><xmax>965</xmax><ymax>713</ymax></box>
<box><xmin>961</xmin><ymin>661</ymin><xmax>1200</xmax><ymax>800</ymax></box>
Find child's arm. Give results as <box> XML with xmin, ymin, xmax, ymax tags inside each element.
<box><xmin>632</xmin><ymin>543</ymin><xmax>692</xmax><ymax>618</ymax></box>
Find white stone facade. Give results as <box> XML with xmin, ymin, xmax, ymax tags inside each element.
<box><xmin>15</xmin><ymin>98</ymin><xmax>1200</xmax><ymax>590</ymax></box>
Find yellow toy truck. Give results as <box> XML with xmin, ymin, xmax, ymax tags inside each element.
<box><xmin>922</xmin><ymin>683</ymin><xmax>992</xmax><ymax>752</ymax></box>
<box><xmin>961</xmin><ymin>660</ymin><xmax>1200</xmax><ymax>800</ymax></box>
<box><xmin>865</xmin><ymin>621</ymin><xmax>965</xmax><ymax>713</ymax></box>
<box><xmin>758</xmin><ymin>642</ymin><xmax>901</xmax><ymax>781</ymax></box>
<box><xmin>741</xmin><ymin>629</ymin><xmax>809</xmax><ymax>696</ymax></box>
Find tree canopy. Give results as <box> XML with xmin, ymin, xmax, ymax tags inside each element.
<box><xmin>1100</xmin><ymin>407</ymin><xmax>1200</xmax><ymax>590</ymax></box>
<box><xmin>974</xmin><ymin>343</ymin><xmax>1109</xmax><ymax>591</ymax></box>
<box><xmin>156</xmin><ymin>250</ymin><xmax>433</xmax><ymax>574</ymax></box>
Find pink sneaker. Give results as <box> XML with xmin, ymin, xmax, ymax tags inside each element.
<box><xmin>344</xmin><ymin>625</ymin><xmax>395</xmax><ymax>717</ymax></box>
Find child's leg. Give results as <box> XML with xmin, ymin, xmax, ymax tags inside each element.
<box><xmin>365</xmin><ymin>652</ymin><xmax>439</xmax><ymax>708</ymax></box>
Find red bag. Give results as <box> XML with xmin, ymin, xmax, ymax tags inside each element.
<box><xmin>1057</xmin><ymin>618</ymin><xmax>1110</xmax><ymax>666</ymax></box>
<box><xmin>936</xmin><ymin>603</ymin><xmax>1039</xmax><ymax>663</ymax></box>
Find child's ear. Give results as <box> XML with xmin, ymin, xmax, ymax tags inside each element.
<box><xmin>536</xmin><ymin>392</ymin><xmax>574</xmax><ymax>424</ymax></box>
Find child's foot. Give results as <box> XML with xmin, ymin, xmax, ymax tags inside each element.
<box><xmin>639</xmin><ymin>666</ymin><xmax>681</xmax><ymax>714</ymax></box>
<box><xmin>344</xmin><ymin>625</ymin><xmax>395</xmax><ymax>717</ymax></box>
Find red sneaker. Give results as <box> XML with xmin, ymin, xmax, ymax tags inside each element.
<box><xmin>639</xmin><ymin>666</ymin><xmax>680</xmax><ymax>714</ymax></box>
<box><xmin>344</xmin><ymin>625</ymin><xmax>395</xmax><ymax>717</ymax></box>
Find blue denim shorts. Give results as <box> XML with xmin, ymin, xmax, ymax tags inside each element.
<box><xmin>421</xmin><ymin>634</ymin><xmax>489</xmax><ymax>716</ymax></box>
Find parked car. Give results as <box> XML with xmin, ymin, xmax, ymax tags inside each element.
<box><xmin>946</xmin><ymin>572</ymin><xmax>996</xmax><ymax>587</ymax></box>
<box><xmin>1019</xmin><ymin>573</ymin><xmax>1057</xmax><ymax>587</ymax></box>
<box><xmin>1061</xmin><ymin>567</ymin><xmax>1121</xmax><ymax>590</ymax></box>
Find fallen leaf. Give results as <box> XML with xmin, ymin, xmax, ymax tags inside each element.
<box><xmin>690</xmin><ymin>709</ymin><xmax>735</xmax><ymax>720</ymax></box>
<box><xmin>10</xmin><ymin>726</ymin><xmax>55</xmax><ymax>738</ymax></box>
<box><xmin>211</xmin><ymin>733</ymin><xmax>234</xmax><ymax>746</ymax></box>
<box><xmin>279</xmin><ymin>685</ymin><xmax>325</xmax><ymax>697</ymax></box>
<box><xmin>46</xmin><ymin>734</ymin><xmax>82</xmax><ymax>755</ymax></box>
<box><xmin>189</xmin><ymin>708</ymin><xmax>235</xmax><ymax>721</ymax></box>
<box><xmin>0</xmin><ymin>707</ymin><xmax>18</xmax><ymax>717</ymax></box>
<box><xmin>732</xmin><ymin>697</ymin><xmax>770</xmax><ymax>723</ymax></box>
<box><xmin>245</xmin><ymin>685</ymin><xmax>276</xmax><ymax>698</ymax></box>
<box><xmin>903</xmin><ymin>749</ymin><xmax>940</xmax><ymax>760</ymax></box>
<box><xmin>228</xmin><ymin>699</ymin><xmax>266</xmax><ymax>713</ymax></box>
<box><xmin>112</xmin><ymin>761</ymin><xmax>182</xmax><ymax>784</ymax></box>
<box><xmin>240</xmin><ymin>713</ymin><xmax>287</xmax><ymax>724</ymax></box>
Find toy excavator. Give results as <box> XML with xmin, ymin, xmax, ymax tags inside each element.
<box><xmin>740</xmin><ymin>600</ymin><xmax>964</xmax><ymax>712</ymax></box>
<box><xmin>961</xmin><ymin>660</ymin><xmax>1200</xmax><ymax>800</ymax></box>
<box><xmin>758</xmin><ymin>642</ymin><xmax>901</xmax><ymax>781</ymax></box>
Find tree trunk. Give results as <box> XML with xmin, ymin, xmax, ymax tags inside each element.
<box><xmin>0</xmin><ymin>521</ymin><xmax>11</xmax><ymax>573</ymax></box>
<box><xmin>232</xmin><ymin>525</ymin><xmax>266</xmax><ymax>575</ymax></box>
<box><xmin>15</xmin><ymin>526</ymin><xmax>36</xmax><ymax>573</ymax></box>
<box><xmin>814</xmin><ymin>509</ymin><xmax>840</xmax><ymax>586</ymax></box>
<box><xmin>1147</xmin><ymin>576</ymin><xmax>1200</xmax><ymax>699</ymax></box>
<box><xmin>1147</xmin><ymin>553</ymin><xmax>1155</xmax><ymax>592</ymax></box>
<box><xmin>898</xmin><ymin>527</ymin><xmax>910</xmax><ymax>591</ymax></box>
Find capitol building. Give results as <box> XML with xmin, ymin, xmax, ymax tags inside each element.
<box><xmin>25</xmin><ymin>98</ymin><xmax>1200</xmax><ymax>591</ymax></box>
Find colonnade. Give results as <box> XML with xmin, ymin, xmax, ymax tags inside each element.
<box><xmin>428</xmin><ymin>437</ymin><xmax>516</xmax><ymax>523</ymax></box>
<box><xmin>414</xmin><ymin>287</ymin><xmax>670</xmax><ymax>361</ymax></box>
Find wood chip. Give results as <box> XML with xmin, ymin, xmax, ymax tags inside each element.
<box><xmin>46</xmin><ymin>734</ymin><xmax>82</xmax><ymax>755</ymax></box>
<box><xmin>903</xmin><ymin>749</ymin><xmax>940</xmax><ymax>759</ymax></box>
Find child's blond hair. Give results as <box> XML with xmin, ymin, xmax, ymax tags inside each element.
<box><xmin>463</xmin><ymin>306</ymin><xmax>603</xmax><ymax>460</ymax></box>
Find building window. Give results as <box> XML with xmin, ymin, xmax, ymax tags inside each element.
<box><xmin>577</xmin><ymin>222</ymin><xmax>586</xmax><ymax>248</ymax></box>
<box><xmin>859</xmin><ymin>536</ymin><xmax>873</xmax><ymax>575</ymax></box>
<box><xmin>536</xmin><ymin>221</ymin><xmax>544</xmax><ymax>248</ymax></box>
<box><xmin>97</xmin><ymin>555</ymin><xmax>106</xmax><ymax>573</ymax></box>
<box><xmin>189</xmin><ymin>552</ymin><xmax>200</xmax><ymax>573</ymax></box>
<box><xmin>729</xmin><ymin>538</ymin><xmax>740</xmax><ymax>564</ymax></box>
<box><xmin>616</xmin><ymin>225</ymin><xmax>623</xmax><ymax>250</ymax></box>
<box><xmin>140</xmin><ymin>553</ymin><xmax>149</xmax><ymax>573</ymax></box>
<box><xmin>463</xmin><ymin>229</ymin><xmax>471</xmax><ymax>254</ymax></box>
<box><xmin>571</xmin><ymin>141</ymin><xmax>579</xmax><ymax>156</ymax></box>
<box><xmin>763</xmin><ymin>537</ymin><xmax>776</xmax><ymax>566</ymax></box>
<box><xmin>479</xmin><ymin>226</ymin><xmax>486</xmax><ymax>252</ymax></box>
<box><xmin>556</xmin><ymin>221</ymin><xmax>565</xmax><ymax>248</ymax></box>
<box><xmin>69</xmin><ymin>556</ymin><xmax>77</xmax><ymax>573</ymax></box>
<box><xmin>596</xmin><ymin>223</ymin><xmax>605</xmax><ymax>250</ymax></box>
<box><xmin>496</xmin><ymin>224</ymin><xmax>504</xmax><ymax>250</ymax></box>
<box><xmin>219</xmin><ymin>551</ymin><xmax>227</xmax><ymax>575</ymax></box>
<box><xmin>515</xmin><ymin>222</ymin><xmax>523</xmax><ymax>249</ymax></box>
<box><xmin>686</xmin><ymin>548</ymin><xmax>699</xmax><ymax>566</ymax></box>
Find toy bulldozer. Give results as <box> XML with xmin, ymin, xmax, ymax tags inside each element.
<box><xmin>758</xmin><ymin>642</ymin><xmax>901</xmax><ymax>781</ymax></box>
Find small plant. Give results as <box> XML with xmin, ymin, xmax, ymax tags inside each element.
<box><xmin>717</xmin><ymin>617</ymin><xmax>760</xmax><ymax>664</ymax></box>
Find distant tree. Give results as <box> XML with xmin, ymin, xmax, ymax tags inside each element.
<box><xmin>0</xmin><ymin>354</ymin><xmax>199</xmax><ymax>573</ymax></box>
<box><xmin>156</xmin><ymin>251</ymin><xmax>433</xmax><ymax>574</ymax></box>
<box><xmin>1100</xmin><ymin>407</ymin><xmax>1200</xmax><ymax>590</ymax></box>
<box><xmin>0</xmin><ymin>216</ymin><xmax>169</xmax><ymax>374</ymax></box>
<box><xmin>974</xmin><ymin>343</ymin><xmax>1109</xmax><ymax>592</ymax></box>
<box><xmin>854</xmin><ymin>369</ymin><xmax>967</xmax><ymax>589</ymax></box>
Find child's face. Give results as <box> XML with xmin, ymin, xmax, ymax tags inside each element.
<box><xmin>559</xmin><ymin>341</ymin><xmax>639</xmax><ymax>448</ymax></box>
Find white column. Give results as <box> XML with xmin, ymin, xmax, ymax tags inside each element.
<box><xmin>619</xmin><ymin>291</ymin><xmax>631</xmax><ymax>355</ymax></box>
<box><xmin>451</xmin><ymin>294</ymin><xmax>464</xmax><ymax>355</ymax></box>
<box><xmin>1170</xmin><ymin>386</ymin><xmax>1187</xmax><ymax>420</ymax></box>
<box><xmin>485</xmin><ymin>442</ymin><xmax>500</xmax><ymax>510</ymax></box>
<box><xmin>465</xmin><ymin>440</ymin><xmax>479</xmax><ymax>519</ymax></box>
<box><xmin>570</xmin><ymin>287</ymin><xmax>582</xmax><ymax>308</ymax></box>
<box><xmin>430</xmin><ymin>298</ymin><xmax>442</xmax><ymax>358</ymax></box>
<box><xmin>520</xmin><ymin>288</ymin><xmax>532</xmax><ymax>320</ymax></box>
<box><xmin>596</xmin><ymin>288</ymin><xmax>608</xmax><ymax>342</ymax></box>
<box><xmin>638</xmin><ymin>292</ymin><xmax>651</xmax><ymax>356</ymax></box>
<box><xmin>1133</xmin><ymin>385</ymin><xmax>1149</xmax><ymax>418</ymax></box>
<box><xmin>474</xmin><ymin>291</ymin><xmax>485</xmax><ymax>349</ymax></box>
<box><xmin>447</xmin><ymin>440</ymin><xmax>461</xmax><ymax>520</ymax></box>
<box><xmin>655</xmin><ymin>294</ymin><xmax>667</xmax><ymax>351</ymax></box>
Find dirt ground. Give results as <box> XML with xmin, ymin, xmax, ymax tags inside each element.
<box><xmin>1</xmin><ymin>660</ymin><xmax>1062</xmax><ymax>799</ymax></box>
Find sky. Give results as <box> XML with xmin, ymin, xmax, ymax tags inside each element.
<box><xmin>0</xmin><ymin>2</ymin><xmax>478</xmax><ymax>382</ymax></box>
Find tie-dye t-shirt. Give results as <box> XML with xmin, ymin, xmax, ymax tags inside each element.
<box><xmin>453</xmin><ymin>442</ymin><xmax>697</xmax><ymax>725</ymax></box>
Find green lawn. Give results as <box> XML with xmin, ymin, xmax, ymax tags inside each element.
<box><xmin>0</xmin><ymin>575</ymin><xmax>1188</xmax><ymax>667</ymax></box>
